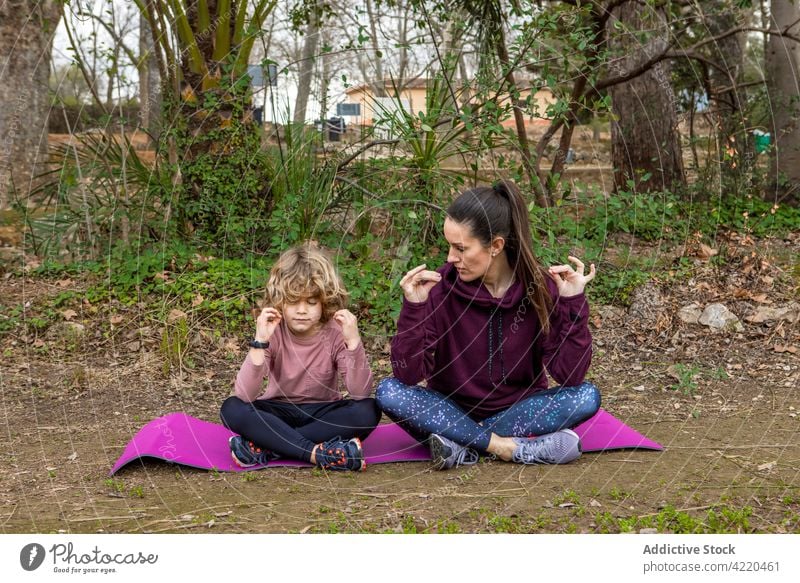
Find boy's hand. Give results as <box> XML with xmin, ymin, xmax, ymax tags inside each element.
<box><xmin>255</xmin><ymin>307</ymin><xmax>282</xmax><ymax>342</ymax></box>
<box><xmin>333</xmin><ymin>309</ymin><xmax>361</xmax><ymax>350</ymax></box>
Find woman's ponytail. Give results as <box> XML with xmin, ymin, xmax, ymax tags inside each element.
<box><xmin>492</xmin><ymin>180</ymin><xmax>552</xmax><ymax>334</ymax></box>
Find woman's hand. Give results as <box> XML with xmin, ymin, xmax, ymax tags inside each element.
<box><xmin>333</xmin><ymin>309</ymin><xmax>361</xmax><ymax>350</ymax></box>
<box><xmin>400</xmin><ymin>264</ymin><xmax>442</xmax><ymax>303</ymax></box>
<box><xmin>547</xmin><ymin>256</ymin><xmax>596</xmax><ymax>297</ymax></box>
<box><xmin>255</xmin><ymin>307</ymin><xmax>282</xmax><ymax>342</ymax></box>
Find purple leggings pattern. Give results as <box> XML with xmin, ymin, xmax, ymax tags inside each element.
<box><xmin>375</xmin><ymin>378</ymin><xmax>601</xmax><ymax>452</ymax></box>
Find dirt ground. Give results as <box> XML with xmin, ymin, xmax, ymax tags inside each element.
<box><xmin>1</xmin><ymin>233</ymin><xmax>798</xmax><ymax>534</ymax></box>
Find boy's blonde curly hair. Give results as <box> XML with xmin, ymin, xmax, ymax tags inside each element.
<box><xmin>263</xmin><ymin>244</ymin><xmax>349</xmax><ymax>322</ymax></box>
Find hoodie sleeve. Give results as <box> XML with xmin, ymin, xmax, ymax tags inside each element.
<box><xmin>390</xmin><ymin>297</ymin><xmax>438</xmax><ymax>385</ymax></box>
<box><xmin>540</xmin><ymin>285</ymin><xmax>592</xmax><ymax>387</ymax></box>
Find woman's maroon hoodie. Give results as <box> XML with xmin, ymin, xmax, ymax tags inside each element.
<box><xmin>390</xmin><ymin>262</ymin><xmax>592</xmax><ymax>419</ymax></box>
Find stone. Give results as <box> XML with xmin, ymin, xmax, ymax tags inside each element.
<box><xmin>56</xmin><ymin>321</ymin><xmax>86</xmax><ymax>338</ymax></box>
<box><xmin>678</xmin><ymin>303</ymin><xmax>703</xmax><ymax>324</ymax></box>
<box><xmin>699</xmin><ymin>303</ymin><xmax>743</xmax><ymax>332</ymax></box>
<box><xmin>745</xmin><ymin>303</ymin><xmax>800</xmax><ymax>324</ymax></box>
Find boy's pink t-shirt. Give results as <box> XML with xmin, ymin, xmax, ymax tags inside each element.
<box><xmin>233</xmin><ymin>319</ymin><xmax>373</xmax><ymax>403</ymax></box>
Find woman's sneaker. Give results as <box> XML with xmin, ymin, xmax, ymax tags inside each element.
<box><xmin>511</xmin><ymin>429</ymin><xmax>582</xmax><ymax>465</ymax></box>
<box><xmin>315</xmin><ymin>437</ymin><xmax>366</xmax><ymax>472</ymax></box>
<box><xmin>429</xmin><ymin>434</ymin><xmax>479</xmax><ymax>470</ymax></box>
<box><xmin>229</xmin><ymin>435</ymin><xmax>276</xmax><ymax>468</ymax></box>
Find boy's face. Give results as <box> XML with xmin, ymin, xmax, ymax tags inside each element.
<box><xmin>282</xmin><ymin>295</ymin><xmax>323</xmax><ymax>337</ymax></box>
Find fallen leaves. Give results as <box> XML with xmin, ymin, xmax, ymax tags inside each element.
<box><xmin>167</xmin><ymin>309</ymin><xmax>187</xmax><ymax>323</ymax></box>
<box><xmin>772</xmin><ymin>345</ymin><xmax>798</xmax><ymax>354</ymax></box>
<box><xmin>696</xmin><ymin>243</ymin><xmax>718</xmax><ymax>261</ymax></box>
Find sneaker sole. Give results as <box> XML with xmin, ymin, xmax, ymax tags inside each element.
<box><xmin>351</xmin><ymin>437</ymin><xmax>367</xmax><ymax>472</ymax></box>
<box><xmin>229</xmin><ymin>436</ymin><xmax>256</xmax><ymax>468</ymax></box>
<box><xmin>428</xmin><ymin>435</ymin><xmax>451</xmax><ymax>471</ymax></box>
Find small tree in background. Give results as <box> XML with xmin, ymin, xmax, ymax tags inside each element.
<box><xmin>134</xmin><ymin>0</ymin><xmax>277</xmax><ymax>249</ymax></box>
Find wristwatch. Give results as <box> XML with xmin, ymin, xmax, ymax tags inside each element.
<box><xmin>248</xmin><ymin>339</ymin><xmax>270</xmax><ymax>349</ymax></box>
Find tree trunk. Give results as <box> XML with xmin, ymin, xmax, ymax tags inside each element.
<box><xmin>180</xmin><ymin>0</ymin><xmax>240</xmax><ymax>162</ymax></box>
<box><xmin>495</xmin><ymin>27</ymin><xmax>539</xmax><ymax>203</ymax></box>
<box><xmin>294</xmin><ymin>3</ymin><xmax>321</xmax><ymax>124</ymax></box>
<box><xmin>365</xmin><ymin>0</ymin><xmax>386</xmax><ymax>98</ymax></box>
<box><xmin>707</xmin><ymin>1</ymin><xmax>751</xmax><ymax>184</ymax></box>
<box><xmin>171</xmin><ymin>0</ymin><xmax>269</xmax><ymax>243</ymax></box>
<box><xmin>766</xmin><ymin>0</ymin><xmax>800</xmax><ymax>204</ymax></box>
<box><xmin>0</xmin><ymin>1</ymin><xmax>61</xmax><ymax>208</ymax></box>
<box><xmin>607</xmin><ymin>2</ymin><xmax>684</xmax><ymax>192</ymax></box>
<box><xmin>396</xmin><ymin>0</ymin><xmax>410</xmax><ymax>88</ymax></box>
<box><xmin>138</xmin><ymin>11</ymin><xmax>161</xmax><ymax>141</ymax></box>
<box><xmin>320</xmin><ymin>28</ymin><xmax>332</xmax><ymax>138</ymax></box>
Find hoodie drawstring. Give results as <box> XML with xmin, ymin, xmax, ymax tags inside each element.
<box><xmin>488</xmin><ymin>311</ymin><xmax>506</xmax><ymax>386</ymax></box>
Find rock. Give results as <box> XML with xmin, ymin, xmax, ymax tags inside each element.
<box><xmin>639</xmin><ymin>528</ymin><xmax>659</xmax><ymax>534</ymax></box>
<box><xmin>745</xmin><ymin>303</ymin><xmax>800</xmax><ymax>324</ymax></box>
<box><xmin>55</xmin><ymin>321</ymin><xmax>86</xmax><ymax>339</ymax></box>
<box><xmin>677</xmin><ymin>303</ymin><xmax>703</xmax><ymax>324</ymax></box>
<box><xmin>699</xmin><ymin>303</ymin><xmax>743</xmax><ymax>332</ymax></box>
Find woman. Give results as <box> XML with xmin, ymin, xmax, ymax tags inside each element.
<box><xmin>376</xmin><ymin>180</ymin><xmax>601</xmax><ymax>469</ymax></box>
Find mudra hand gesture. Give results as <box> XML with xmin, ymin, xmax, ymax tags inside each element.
<box><xmin>400</xmin><ymin>264</ymin><xmax>442</xmax><ymax>303</ymax></box>
<box><xmin>255</xmin><ymin>307</ymin><xmax>282</xmax><ymax>342</ymax></box>
<box><xmin>547</xmin><ymin>256</ymin><xmax>596</xmax><ymax>297</ymax></box>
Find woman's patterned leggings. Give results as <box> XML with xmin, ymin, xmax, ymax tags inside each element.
<box><xmin>375</xmin><ymin>378</ymin><xmax>601</xmax><ymax>452</ymax></box>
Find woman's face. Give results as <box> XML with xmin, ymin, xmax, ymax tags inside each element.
<box><xmin>282</xmin><ymin>295</ymin><xmax>323</xmax><ymax>337</ymax></box>
<box><xmin>443</xmin><ymin>217</ymin><xmax>496</xmax><ymax>282</ymax></box>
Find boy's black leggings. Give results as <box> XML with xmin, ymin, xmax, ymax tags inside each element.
<box><xmin>220</xmin><ymin>396</ymin><xmax>381</xmax><ymax>462</ymax></box>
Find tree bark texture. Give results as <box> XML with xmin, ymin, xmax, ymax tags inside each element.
<box><xmin>607</xmin><ymin>1</ymin><xmax>684</xmax><ymax>192</ymax></box>
<box><xmin>0</xmin><ymin>1</ymin><xmax>62</xmax><ymax>208</ymax></box>
<box><xmin>139</xmin><ymin>11</ymin><xmax>161</xmax><ymax>141</ymax></box>
<box><xmin>294</xmin><ymin>3</ymin><xmax>322</xmax><ymax>123</ymax></box>
<box><xmin>177</xmin><ymin>0</ymin><xmax>253</xmax><ymax>161</ymax></box>
<box><xmin>766</xmin><ymin>0</ymin><xmax>800</xmax><ymax>203</ymax></box>
<box><xmin>707</xmin><ymin>0</ymin><xmax>751</xmax><ymax>180</ymax></box>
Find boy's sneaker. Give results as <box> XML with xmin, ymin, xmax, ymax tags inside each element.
<box><xmin>429</xmin><ymin>433</ymin><xmax>479</xmax><ymax>471</ymax></box>
<box><xmin>511</xmin><ymin>429</ymin><xmax>582</xmax><ymax>465</ymax></box>
<box><xmin>315</xmin><ymin>437</ymin><xmax>366</xmax><ymax>472</ymax></box>
<box><xmin>229</xmin><ymin>435</ymin><xmax>276</xmax><ymax>468</ymax></box>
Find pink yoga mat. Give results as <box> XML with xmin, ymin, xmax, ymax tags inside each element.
<box><xmin>110</xmin><ymin>409</ymin><xmax>661</xmax><ymax>474</ymax></box>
